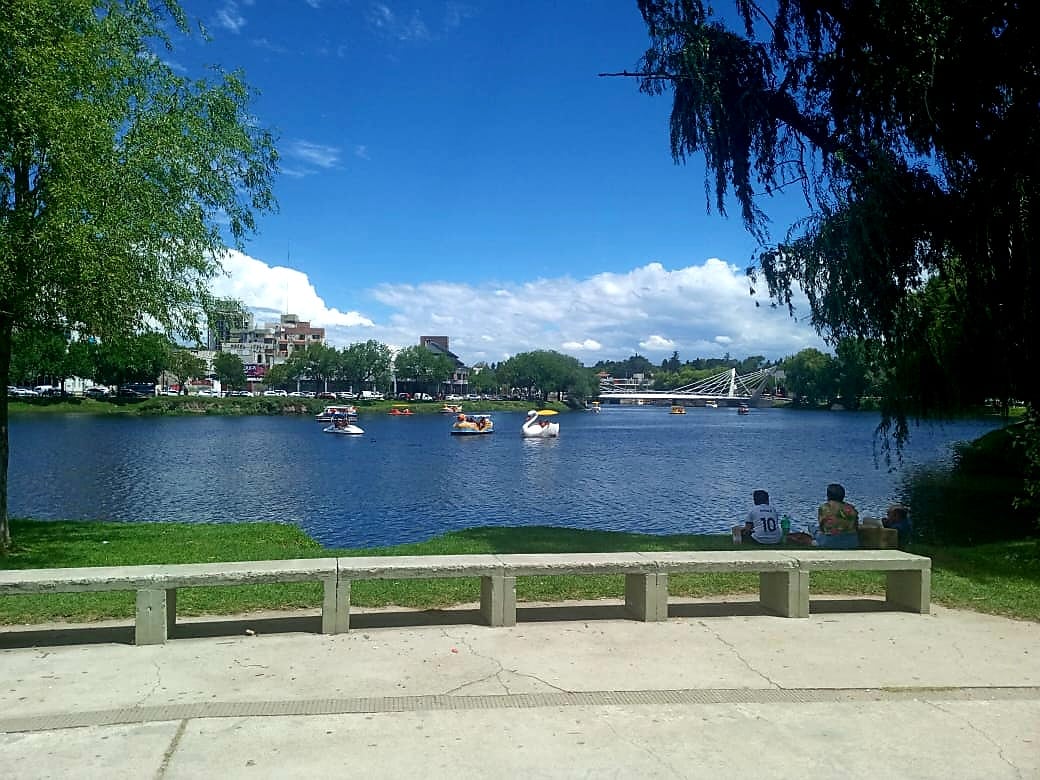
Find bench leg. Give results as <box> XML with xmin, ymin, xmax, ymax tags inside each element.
<box><xmin>760</xmin><ymin>571</ymin><xmax>808</xmax><ymax>618</ymax></box>
<box><xmin>135</xmin><ymin>588</ymin><xmax>172</xmax><ymax>645</ymax></box>
<box><xmin>886</xmin><ymin>569</ymin><xmax>931</xmax><ymax>614</ymax></box>
<box><xmin>322</xmin><ymin>577</ymin><xmax>350</xmax><ymax>634</ymax></box>
<box><xmin>481</xmin><ymin>575</ymin><xmax>515</xmax><ymax>627</ymax></box>
<box><xmin>166</xmin><ymin>588</ymin><xmax>177</xmax><ymax>636</ymax></box>
<box><xmin>320</xmin><ymin>578</ymin><xmax>353</xmax><ymax>636</ymax></box>
<box><xmin>624</xmin><ymin>573</ymin><xmax>668</xmax><ymax>621</ymax></box>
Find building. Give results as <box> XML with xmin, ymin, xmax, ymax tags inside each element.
<box><xmin>419</xmin><ymin>336</ymin><xmax>469</xmax><ymax>396</ymax></box>
<box><xmin>219</xmin><ymin>313</ymin><xmax>326</xmax><ymax>384</ymax></box>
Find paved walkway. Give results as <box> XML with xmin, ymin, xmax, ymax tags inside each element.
<box><xmin>1</xmin><ymin>597</ymin><xmax>1038</xmax><ymax>778</ymax></box>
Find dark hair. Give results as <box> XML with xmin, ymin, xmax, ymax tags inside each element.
<box><xmin>887</xmin><ymin>504</ymin><xmax>909</xmax><ymax>522</ymax></box>
<box><xmin>826</xmin><ymin>483</ymin><xmax>846</xmax><ymax>502</ymax></box>
<box><xmin>753</xmin><ymin>489</ymin><xmax>770</xmax><ymax>505</ymax></box>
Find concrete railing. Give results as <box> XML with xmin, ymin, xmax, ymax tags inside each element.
<box><xmin>0</xmin><ymin>550</ymin><xmax>930</xmax><ymax>645</ymax></box>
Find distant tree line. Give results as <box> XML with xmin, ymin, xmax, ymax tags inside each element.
<box><xmin>11</xmin><ymin>324</ymin><xmax>889</xmax><ymax>408</ymax></box>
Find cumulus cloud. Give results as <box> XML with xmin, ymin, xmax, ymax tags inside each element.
<box><xmin>209</xmin><ymin>251</ymin><xmax>827</xmax><ymax>364</ymax></box>
<box><xmin>211</xmin><ymin>250</ymin><xmax>374</xmax><ymax>330</ymax></box>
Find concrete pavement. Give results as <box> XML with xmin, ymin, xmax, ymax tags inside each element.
<box><xmin>1</xmin><ymin>596</ymin><xmax>1038</xmax><ymax>778</ymax></box>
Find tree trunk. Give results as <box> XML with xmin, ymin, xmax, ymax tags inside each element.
<box><xmin>0</xmin><ymin>312</ymin><xmax>13</xmax><ymax>551</ymax></box>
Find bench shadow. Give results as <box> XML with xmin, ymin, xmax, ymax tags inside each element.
<box><xmin>808</xmin><ymin>597</ymin><xmax>899</xmax><ymax>614</ymax></box>
<box><xmin>0</xmin><ymin>598</ymin><xmax>905</xmax><ymax>648</ymax></box>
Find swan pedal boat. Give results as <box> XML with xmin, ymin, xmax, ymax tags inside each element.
<box><xmin>737</xmin><ymin>403</ymin><xmax>750</xmax><ymax>415</ymax></box>
<box><xmin>451</xmin><ymin>414</ymin><xmax>494</xmax><ymax>435</ymax></box>
<box><xmin>388</xmin><ymin>407</ymin><xmax>414</xmax><ymax>416</ymax></box>
<box><xmin>670</xmin><ymin>405</ymin><xmax>686</xmax><ymax>415</ymax></box>
<box><xmin>522</xmin><ymin>409</ymin><xmax>560</xmax><ymax>438</ymax></box>
<box><xmin>440</xmin><ymin>404</ymin><xmax>463</xmax><ymax>414</ymax></box>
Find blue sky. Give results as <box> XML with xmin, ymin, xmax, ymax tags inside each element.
<box><xmin>170</xmin><ymin>0</ymin><xmax>825</xmax><ymax>365</ymax></box>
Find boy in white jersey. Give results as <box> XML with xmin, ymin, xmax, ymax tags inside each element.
<box><xmin>735</xmin><ymin>489</ymin><xmax>782</xmax><ymax>544</ymax></box>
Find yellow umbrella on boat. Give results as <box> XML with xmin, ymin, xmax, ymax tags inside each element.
<box><xmin>536</xmin><ymin>409</ymin><xmax>559</xmax><ymax>415</ymax></box>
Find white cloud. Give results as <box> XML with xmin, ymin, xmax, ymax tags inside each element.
<box><xmin>640</xmin><ymin>335</ymin><xmax>675</xmax><ymax>351</ymax></box>
<box><xmin>353</xmin><ymin>145</ymin><xmax>370</xmax><ymax>160</ymax></box>
<box><xmin>305</xmin><ymin>0</ymin><xmax>322</xmax><ymax>7</ymax></box>
<box><xmin>367</xmin><ymin>2</ymin><xmax>431</xmax><ymax>41</ymax></box>
<box><xmin>211</xmin><ymin>250</ymin><xmax>374</xmax><ymax>330</ymax></box>
<box><xmin>215</xmin><ymin>2</ymin><xmax>247</xmax><ymax>33</ymax></box>
<box><xmin>210</xmin><ymin>251</ymin><xmax>827</xmax><ymax>364</ymax></box>
<box><xmin>284</xmin><ymin>140</ymin><xmax>341</xmax><ymax>170</ymax></box>
<box><xmin>562</xmin><ymin>339</ymin><xmax>603</xmax><ymax>351</ymax></box>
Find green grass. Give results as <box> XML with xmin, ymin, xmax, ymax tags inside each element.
<box><xmin>2</xmin><ymin>520</ymin><xmax>1038</xmax><ymax>625</ymax></box>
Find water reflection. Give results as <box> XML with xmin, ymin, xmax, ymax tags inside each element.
<box><xmin>9</xmin><ymin>407</ymin><xmax>1002</xmax><ymax>547</ymax></box>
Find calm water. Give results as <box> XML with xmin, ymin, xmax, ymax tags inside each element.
<box><xmin>9</xmin><ymin>407</ymin><xmax>1002</xmax><ymax>547</ymax></box>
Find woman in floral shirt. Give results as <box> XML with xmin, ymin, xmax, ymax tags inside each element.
<box><xmin>816</xmin><ymin>483</ymin><xmax>860</xmax><ymax>549</ymax></box>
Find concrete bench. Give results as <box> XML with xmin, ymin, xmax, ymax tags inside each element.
<box><xmin>0</xmin><ymin>559</ymin><xmax>339</xmax><ymax>645</ymax></box>
<box><xmin>0</xmin><ymin>550</ymin><xmax>931</xmax><ymax>645</ymax></box>
<box><xmin>791</xmin><ymin>549</ymin><xmax>931</xmax><ymax>617</ymax></box>
<box><xmin>488</xmin><ymin>551</ymin><xmax>805</xmax><ymax>625</ymax></box>
<box><xmin>337</xmin><ymin>555</ymin><xmax>505</xmax><ymax>631</ymax></box>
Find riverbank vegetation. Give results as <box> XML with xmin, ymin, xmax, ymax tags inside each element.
<box><xmin>1</xmin><ymin>520</ymin><xmax>1036</xmax><ymax>625</ymax></box>
<box><xmin>6</xmin><ymin>396</ymin><xmax>566</xmax><ymax>417</ymax></box>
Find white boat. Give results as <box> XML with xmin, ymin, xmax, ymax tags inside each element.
<box><xmin>316</xmin><ymin>405</ymin><xmax>357</xmax><ymax>422</ymax></box>
<box><xmin>588</xmin><ymin>401</ymin><xmax>601</xmax><ymax>413</ymax></box>
<box><xmin>704</xmin><ymin>400</ymin><xmax>718</xmax><ymax>409</ymax></box>
<box><xmin>521</xmin><ymin>409</ymin><xmax>560</xmax><ymax>437</ymax></box>
<box><xmin>451</xmin><ymin>414</ymin><xmax>494</xmax><ymax>435</ymax></box>
<box><xmin>323</xmin><ymin>414</ymin><xmax>364</xmax><ymax>435</ymax></box>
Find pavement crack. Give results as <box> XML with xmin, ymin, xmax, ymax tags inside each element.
<box><xmin>154</xmin><ymin>718</ymin><xmax>188</xmax><ymax>779</ymax></box>
<box><xmin>503</xmin><ymin>668</ymin><xmax>572</xmax><ymax>693</ymax></box>
<box><xmin>439</xmin><ymin>629</ymin><xmax>508</xmax><ymax>695</ymax></box>
<box><xmin>696</xmin><ymin>620</ymin><xmax>779</xmax><ymax>689</ymax></box>
<box><xmin>926</xmin><ymin>701</ymin><xmax>1023</xmax><ymax>778</ymax></box>
<box><xmin>135</xmin><ymin>660</ymin><xmax>164</xmax><ymax>708</ymax></box>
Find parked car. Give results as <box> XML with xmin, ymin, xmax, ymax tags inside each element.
<box><xmin>317</xmin><ymin>392</ymin><xmax>337</xmax><ymax>400</ymax></box>
<box><xmin>262</xmin><ymin>389</ymin><xmax>287</xmax><ymax>397</ymax></box>
<box><xmin>358</xmin><ymin>390</ymin><xmax>384</xmax><ymax>400</ymax></box>
<box><xmin>396</xmin><ymin>392</ymin><xmax>412</xmax><ymax>400</ymax></box>
<box><xmin>228</xmin><ymin>390</ymin><xmax>253</xmax><ymax>397</ymax></box>
<box><xmin>413</xmin><ymin>392</ymin><xmax>433</xmax><ymax>402</ymax></box>
<box><xmin>444</xmin><ymin>394</ymin><xmax>462</xmax><ymax>401</ymax></box>
<box><xmin>118</xmin><ymin>383</ymin><xmax>155</xmax><ymax>398</ymax></box>
<box><xmin>8</xmin><ymin>386</ymin><xmax>38</xmax><ymax>397</ymax></box>
<box><xmin>84</xmin><ymin>386</ymin><xmax>110</xmax><ymax>399</ymax></box>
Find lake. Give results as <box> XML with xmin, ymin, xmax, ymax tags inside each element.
<box><xmin>9</xmin><ymin>406</ymin><xmax>1003</xmax><ymax>547</ymax></box>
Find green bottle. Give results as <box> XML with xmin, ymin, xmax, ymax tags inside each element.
<box><xmin>780</xmin><ymin>515</ymin><xmax>791</xmax><ymax>541</ymax></box>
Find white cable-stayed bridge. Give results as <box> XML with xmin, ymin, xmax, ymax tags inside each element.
<box><xmin>597</xmin><ymin>367</ymin><xmax>778</xmax><ymax>404</ymax></box>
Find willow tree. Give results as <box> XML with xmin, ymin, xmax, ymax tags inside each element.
<box><xmin>0</xmin><ymin>0</ymin><xmax>277</xmax><ymax>550</ymax></box>
<box><xmin>626</xmin><ymin>0</ymin><xmax>1040</xmax><ymax>509</ymax></box>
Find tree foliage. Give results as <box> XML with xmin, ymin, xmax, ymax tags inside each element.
<box><xmin>0</xmin><ymin>0</ymin><xmax>277</xmax><ymax>549</ymax></box>
<box><xmin>394</xmin><ymin>345</ymin><xmax>454</xmax><ymax>394</ymax></box>
<box><xmin>632</xmin><ymin>1</ymin><xmax>1040</xmax><ymax>512</ymax></box>
<box><xmin>498</xmin><ymin>350</ymin><xmax>597</xmax><ymax>402</ymax></box>
<box><xmin>166</xmin><ymin>349</ymin><xmax>207</xmax><ymax>394</ymax></box>
<box><xmin>213</xmin><ymin>352</ymin><xmax>246</xmax><ymax>391</ymax></box>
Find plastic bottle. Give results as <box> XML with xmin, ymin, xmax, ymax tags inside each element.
<box><xmin>780</xmin><ymin>514</ymin><xmax>791</xmax><ymax>542</ymax></box>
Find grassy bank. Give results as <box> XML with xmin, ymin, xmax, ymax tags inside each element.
<box><xmin>7</xmin><ymin>396</ymin><xmax>567</xmax><ymax>417</ymax></box>
<box><xmin>2</xmin><ymin>520</ymin><xmax>1037</xmax><ymax>624</ymax></box>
